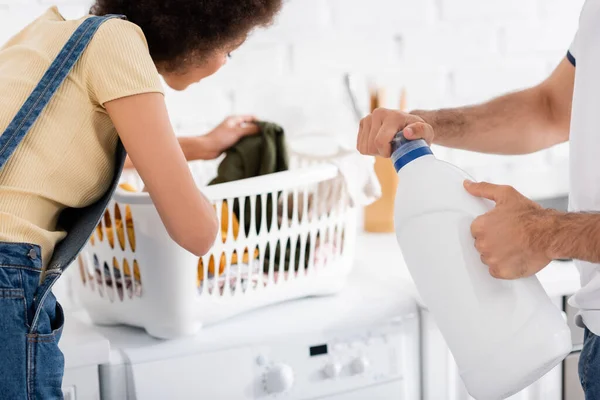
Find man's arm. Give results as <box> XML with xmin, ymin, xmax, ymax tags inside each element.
<box><xmin>547</xmin><ymin>213</ymin><xmax>600</xmax><ymax>263</ymax></box>
<box><xmin>357</xmin><ymin>57</ymin><xmax>576</xmax><ymax>158</ymax></box>
<box><xmin>463</xmin><ymin>181</ymin><xmax>600</xmax><ymax>280</ymax></box>
<box><xmin>412</xmin><ymin>58</ymin><xmax>575</xmax><ymax>154</ymax></box>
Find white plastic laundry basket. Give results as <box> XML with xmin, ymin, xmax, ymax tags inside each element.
<box><xmin>72</xmin><ymin>137</ymin><xmax>358</xmax><ymax>339</ymax></box>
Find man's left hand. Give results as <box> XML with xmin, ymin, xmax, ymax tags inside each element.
<box><xmin>464</xmin><ymin>180</ymin><xmax>558</xmax><ymax>280</ymax></box>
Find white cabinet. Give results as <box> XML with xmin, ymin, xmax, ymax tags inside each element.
<box><xmin>421</xmin><ymin>301</ymin><xmax>563</xmax><ymax>400</ymax></box>
<box><xmin>59</xmin><ymin>314</ymin><xmax>110</xmax><ymax>400</ymax></box>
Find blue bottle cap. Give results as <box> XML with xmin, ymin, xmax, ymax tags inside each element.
<box><xmin>390</xmin><ymin>131</ymin><xmax>433</xmax><ymax>172</ymax></box>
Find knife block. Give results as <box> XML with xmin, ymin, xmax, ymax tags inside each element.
<box><xmin>364</xmin><ymin>156</ymin><xmax>398</xmax><ymax>232</ymax></box>
<box><xmin>363</xmin><ymin>87</ymin><xmax>404</xmax><ymax>233</ymax></box>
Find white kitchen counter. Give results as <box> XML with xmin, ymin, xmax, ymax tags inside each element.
<box><xmin>354</xmin><ymin>232</ymin><xmax>581</xmax><ymax>304</ymax></box>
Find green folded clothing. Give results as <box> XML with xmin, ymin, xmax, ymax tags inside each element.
<box><xmin>209</xmin><ymin>121</ymin><xmax>288</xmax><ymax>185</ymax></box>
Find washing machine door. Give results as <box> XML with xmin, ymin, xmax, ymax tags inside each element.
<box><xmin>320</xmin><ymin>380</ymin><xmax>404</xmax><ymax>399</ymax></box>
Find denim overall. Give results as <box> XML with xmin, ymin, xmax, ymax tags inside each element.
<box><xmin>0</xmin><ymin>15</ymin><xmax>127</xmax><ymax>399</ymax></box>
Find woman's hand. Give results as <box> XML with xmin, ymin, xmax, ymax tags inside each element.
<box><xmin>123</xmin><ymin>115</ymin><xmax>260</xmax><ymax>168</ymax></box>
<box><xmin>202</xmin><ymin>115</ymin><xmax>260</xmax><ymax>159</ymax></box>
<box><xmin>356</xmin><ymin>108</ymin><xmax>435</xmax><ymax>157</ymax></box>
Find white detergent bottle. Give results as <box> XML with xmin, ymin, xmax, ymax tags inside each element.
<box><xmin>391</xmin><ymin>132</ymin><xmax>572</xmax><ymax>400</ymax></box>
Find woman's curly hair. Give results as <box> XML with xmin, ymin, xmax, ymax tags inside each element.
<box><xmin>91</xmin><ymin>0</ymin><xmax>282</xmax><ymax>71</ymax></box>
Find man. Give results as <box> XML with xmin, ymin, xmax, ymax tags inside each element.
<box><xmin>356</xmin><ymin>1</ymin><xmax>600</xmax><ymax>396</ymax></box>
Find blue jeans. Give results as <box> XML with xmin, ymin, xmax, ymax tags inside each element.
<box><xmin>580</xmin><ymin>327</ymin><xmax>600</xmax><ymax>399</ymax></box>
<box><xmin>0</xmin><ymin>243</ymin><xmax>64</xmax><ymax>399</ymax></box>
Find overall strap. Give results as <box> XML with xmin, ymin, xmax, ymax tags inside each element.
<box><xmin>0</xmin><ymin>14</ymin><xmax>124</xmax><ymax>169</ymax></box>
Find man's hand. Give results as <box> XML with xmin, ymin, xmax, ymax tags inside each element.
<box><xmin>202</xmin><ymin>115</ymin><xmax>260</xmax><ymax>159</ymax></box>
<box><xmin>356</xmin><ymin>108</ymin><xmax>435</xmax><ymax>157</ymax></box>
<box><xmin>464</xmin><ymin>180</ymin><xmax>558</xmax><ymax>279</ymax></box>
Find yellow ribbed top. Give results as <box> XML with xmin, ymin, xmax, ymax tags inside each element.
<box><xmin>0</xmin><ymin>7</ymin><xmax>164</xmax><ymax>267</ymax></box>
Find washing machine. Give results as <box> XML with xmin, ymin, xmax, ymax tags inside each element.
<box><xmin>89</xmin><ymin>259</ymin><xmax>420</xmax><ymax>400</ymax></box>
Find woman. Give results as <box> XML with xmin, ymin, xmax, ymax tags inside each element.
<box><xmin>0</xmin><ymin>0</ymin><xmax>281</xmax><ymax>398</ymax></box>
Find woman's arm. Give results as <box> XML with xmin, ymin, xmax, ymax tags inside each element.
<box><xmin>106</xmin><ymin>93</ymin><xmax>219</xmax><ymax>256</ymax></box>
<box><xmin>123</xmin><ymin>115</ymin><xmax>259</xmax><ymax>169</ymax></box>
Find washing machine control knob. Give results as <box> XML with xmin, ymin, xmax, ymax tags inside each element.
<box><xmin>323</xmin><ymin>361</ymin><xmax>342</xmax><ymax>378</ymax></box>
<box><xmin>350</xmin><ymin>356</ymin><xmax>369</xmax><ymax>374</ymax></box>
<box><xmin>265</xmin><ymin>363</ymin><xmax>294</xmax><ymax>394</ymax></box>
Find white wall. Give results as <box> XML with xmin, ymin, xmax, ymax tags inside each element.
<box><xmin>0</xmin><ymin>0</ymin><xmax>584</xmax><ymax>199</ymax></box>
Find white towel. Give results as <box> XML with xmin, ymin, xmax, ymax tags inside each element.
<box><xmin>330</xmin><ymin>150</ymin><xmax>382</xmax><ymax>207</ymax></box>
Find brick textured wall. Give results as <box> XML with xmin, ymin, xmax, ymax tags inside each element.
<box><xmin>0</xmin><ymin>0</ymin><xmax>585</xmax><ymax>199</ymax></box>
